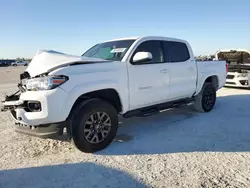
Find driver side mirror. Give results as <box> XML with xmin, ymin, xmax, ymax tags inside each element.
<box><xmin>132</xmin><ymin>52</ymin><xmax>152</xmax><ymax>63</ymax></box>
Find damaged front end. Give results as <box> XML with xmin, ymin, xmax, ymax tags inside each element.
<box><xmin>1</xmin><ymin>91</ymin><xmax>23</xmax><ymax>112</ymax></box>
<box><xmin>1</xmin><ymin>71</ymin><xmax>65</xmax><ymax>138</ymax></box>
<box><xmin>1</xmin><ymin>71</ymin><xmax>30</xmax><ymax>112</ymax></box>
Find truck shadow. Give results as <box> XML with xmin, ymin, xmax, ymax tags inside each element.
<box><xmin>98</xmin><ymin>94</ymin><xmax>250</xmax><ymax>155</ymax></box>
<box><xmin>0</xmin><ymin>162</ymin><xmax>146</xmax><ymax>188</ymax></box>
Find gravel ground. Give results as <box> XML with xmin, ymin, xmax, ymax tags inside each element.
<box><xmin>0</xmin><ymin>67</ymin><xmax>250</xmax><ymax>188</ymax></box>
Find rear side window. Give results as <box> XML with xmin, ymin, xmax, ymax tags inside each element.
<box><xmin>163</xmin><ymin>41</ymin><xmax>190</xmax><ymax>62</ymax></box>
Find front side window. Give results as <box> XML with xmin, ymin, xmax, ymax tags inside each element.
<box><xmin>163</xmin><ymin>41</ymin><xmax>190</xmax><ymax>62</ymax></box>
<box><xmin>82</xmin><ymin>40</ymin><xmax>135</xmax><ymax>61</ymax></box>
<box><xmin>131</xmin><ymin>40</ymin><xmax>164</xmax><ymax>64</ymax></box>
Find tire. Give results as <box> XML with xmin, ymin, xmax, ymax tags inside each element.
<box><xmin>194</xmin><ymin>83</ymin><xmax>216</xmax><ymax>112</ymax></box>
<box><xmin>70</xmin><ymin>98</ymin><xmax>118</xmax><ymax>153</ymax></box>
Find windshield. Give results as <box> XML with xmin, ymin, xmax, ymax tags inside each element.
<box><xmin>82</xmin><ymin>40</ymin><xmax>135</xmax><ymax>61</ymax></box>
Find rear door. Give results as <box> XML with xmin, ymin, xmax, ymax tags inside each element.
<box><xmin>163</xmin><ymin>41</ymin><xmax>197</xmax><ymax>100</ymax></box>
<box><xmin>127</xmin><ymin>40</ymin><xmax>170</xmax><ymax>110</ymax></box>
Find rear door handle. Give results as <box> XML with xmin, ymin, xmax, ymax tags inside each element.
<box><xmin>160</xmin><ymin>69</ymin><xmax>168</xmax><ymax>74</ymax></box>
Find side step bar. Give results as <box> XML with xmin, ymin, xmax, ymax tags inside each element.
<box><xmin>123</xmin><ymin>97</ymin><xmax>194</xmax><ymax>118</ymax></box>
<box><xmin>137</xmin><ymin>108</ymin><xmax>158</xmax><ymax>117</ymax></box>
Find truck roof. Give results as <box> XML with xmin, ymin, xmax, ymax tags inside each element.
<box><xmin>104</xmin><ymin>36</ymin><xmax>188</xmax><ymax>43</ymax></box>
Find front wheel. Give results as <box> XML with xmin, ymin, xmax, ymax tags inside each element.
<box><xmin>70</xmin><ymin>99</ymin><xmax>118</xmax><ymax>153</ymax></box>
<box><xmin>194</xmin><ymin>83</ymin><xmax>216</xmax><ymax>112</ymax></box>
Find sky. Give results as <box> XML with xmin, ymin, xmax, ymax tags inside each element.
<box><xmin>0</xmin><ymin>0</ymin><xmax>250</xmax><ymax>58</ymax></box>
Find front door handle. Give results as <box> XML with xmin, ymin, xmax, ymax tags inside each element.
<box><xmin>160</xmin><ymin>69</ymin><xmax>168</xmax><ymax>74</ymax></box>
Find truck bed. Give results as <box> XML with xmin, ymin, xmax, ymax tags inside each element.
<box><xmin>196</xmin><ymin>60</ymin><xmax>227</xmax><ymax>92</ymax></box>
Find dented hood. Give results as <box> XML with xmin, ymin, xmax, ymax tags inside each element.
<box><xmin>26</xmin><ymin>50</ymin><xmax>107</xmax><ymax>77</ymax></box>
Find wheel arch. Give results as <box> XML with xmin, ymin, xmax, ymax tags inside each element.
<box><xmin>63</xmin><ymin>85</ymin><xmax>124</xmax><ymax>122</ymax></box>
<box><xmin>195</xmin><ymin>75</ymin><xmax>219</xmax><ymax>95</ymax></box>
<box><xmin>204</xmin><ymin>75</ymin><xmax>219</xmax><ymax>90</ymax></box>
<box><xmin>70</xmin><ymin>88</ymin><xmax>123</xmax><ymax>114</ymax></box>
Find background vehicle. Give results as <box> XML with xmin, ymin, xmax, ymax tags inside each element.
<box><xmin>215</xmin><ymin>49</ymin><xmax>250</xmax><ymax>88</ymax></box>
<box><xmin>0</xmin><ymin>59</ymin><xmax>15</xmax><ymax>66</ymax></box>
<box><xmin>11</xmin><ymin>61</ymin><xmax>29</xmax><ymax>66</ymax></box>
<box><xmin>1</xmin><ymin>36</ymin><xmax>227</xmax><ymax>153</ymax></box>
<box><xmin>0</xmin><ymin>61</ymin><xmax>8</xmax><ymax>67</ymax></box>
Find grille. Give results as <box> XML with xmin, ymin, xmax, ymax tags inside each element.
<box><xmin>226</xmin><ymin>75</ymin><xmax>234</xmax><ymax>79</ymax></box>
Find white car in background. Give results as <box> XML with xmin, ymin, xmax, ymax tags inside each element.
<box><xmin>214</xmin><ymin>49</ymin><xmax>250</xmax><ymax>88</ymax></box>
<box><xmin>11</xmin><ymin>61</ymin><xmax>29</xmax><ymax>66</ymax></box>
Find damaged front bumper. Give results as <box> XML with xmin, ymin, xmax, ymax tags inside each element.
<box><xmin>1</xmin><ymin>86</ymin><xmax>67</xmax><ymax>139</ymax></box>
<box><xmin>14</xmin><ymin>122</ymin><xmax>65</xmax><ymax>139</ymax></box>
<box><xmin>1</xmin><ymin>99</ymin><xmax>24</xmax><ymax>112</ymax></box>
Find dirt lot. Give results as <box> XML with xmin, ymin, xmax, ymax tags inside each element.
<box><xmin>0</xmin><ymin>66</ymin><xmax>250</xmax><ymax>188</ymax></box>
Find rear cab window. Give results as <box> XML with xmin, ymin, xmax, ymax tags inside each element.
<box><xmin>163</xmin><ymin>41</ymin><xmax>190</xmax><ymax>62</ymax></box>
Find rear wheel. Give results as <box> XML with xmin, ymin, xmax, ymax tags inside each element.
<box><xmin>70</xmin><ymin>99</ymin><xmax>118</xmax><ymax>153</ymax></box>
<box><xmin>194</xmin><ymin>83</ymin><xmax>216</xmax><ymax>112</ymax></box>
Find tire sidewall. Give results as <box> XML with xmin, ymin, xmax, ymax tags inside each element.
<box><xmin>201</xmin><ymin>84</ymin><xmax>216</xmax><ymax>112</ymax></box>
<box><xmin>71</xmin><ymin>100</ymin><xmax>118</xmax><ymax>153</ymax></box>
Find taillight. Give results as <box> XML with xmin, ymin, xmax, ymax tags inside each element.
<box><xmin>226</xmin><ymin>63</ymin><xmax>228</xmax><ymax>73</ymax></box>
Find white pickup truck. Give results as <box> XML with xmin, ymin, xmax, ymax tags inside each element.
<box><xmin>1</xmin><ymin>36</ymin><xmax>227</xmax><ymax>153</ymax></box>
